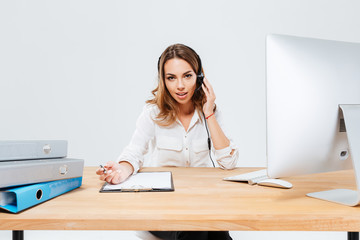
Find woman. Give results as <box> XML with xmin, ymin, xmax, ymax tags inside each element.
<box><xmin>96</xmin><ymin>44</ymin><xmax>239</xmax><ymax>240</ymax></box>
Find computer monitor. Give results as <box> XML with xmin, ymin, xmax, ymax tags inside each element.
<box><xmin>266</xmin><ymin>34</ymin><xmax>360</xmax><ymax>206</ymax></box>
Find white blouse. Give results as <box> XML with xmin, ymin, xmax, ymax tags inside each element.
<box><xmin>117</xmin><ymin>104</ymin><xmax>239</xmax><ymax>174</ymax></box>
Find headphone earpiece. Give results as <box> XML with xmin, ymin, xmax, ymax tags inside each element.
<box><xmin>195</xmin><ymin>72</ymin><xmax>204</xmax><ymax>92</ymax></box>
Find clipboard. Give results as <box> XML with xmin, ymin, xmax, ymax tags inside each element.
<box><xmin>99</xmin><ymin>171</ymin><xmax>174</xmax><ymax>192</ymax></box>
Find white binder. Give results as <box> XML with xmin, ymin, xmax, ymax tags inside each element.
<box><xmin>0</xmin><ymin>158</ymin><xmax>84</xmax><ymax>188</ymax></box>
<box><xmin>0</xmin><ymin>140</ymin><xmax>67</xmax><ymax>161</ymax></box>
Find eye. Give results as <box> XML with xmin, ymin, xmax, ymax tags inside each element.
<box><xmin>185</xmin><ymin>74</ymin><xmax>192</xmax><ymax>79</ymax></box>
<box><xmin>167</xmin><ymin>76</ymin><xmax>175</xmax><ymax>80</ymax></box>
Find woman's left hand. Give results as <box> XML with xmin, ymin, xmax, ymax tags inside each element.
<box><xmin>201</xmin><ymin>77</ymin><xmax>216</xmax><ymax>117</ymax></box>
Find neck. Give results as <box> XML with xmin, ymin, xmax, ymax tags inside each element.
<box><xmin>178</xmin><ymin>102</ymin><xmax>195</xmax><ymax>116</ymax></box>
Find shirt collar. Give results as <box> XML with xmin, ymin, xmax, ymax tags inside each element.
<box><xmin>176</xmin><ymin>110</ymin><xmax>202</xmax><ymax>132</ymax></box>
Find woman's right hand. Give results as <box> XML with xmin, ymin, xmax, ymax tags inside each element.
<box><xmin>96</xmin><ymin>161</ymin><xmax>134</xmax><ymax>184</ymax></box>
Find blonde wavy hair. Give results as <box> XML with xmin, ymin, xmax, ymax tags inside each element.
<box><xmin>146</xmin><ymin>44</ymin><xmax>211</xmax><ymax>126</ymax></box>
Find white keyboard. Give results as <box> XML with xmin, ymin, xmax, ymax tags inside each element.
<box><xmin>223</xmin><ymin>169</ymin><xmax>268</xmax><ymax>185</ymax></box>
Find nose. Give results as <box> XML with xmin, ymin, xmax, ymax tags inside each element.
<box><xmin>176</xmin><ymin>79</ymin><xmax>185</xmax><ymax>89</ymax></box>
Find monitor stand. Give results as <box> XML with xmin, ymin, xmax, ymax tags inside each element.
<box><xmin>307</xmin><ymin>104</ymin><xmax>360</xmax><ymax>206</ymax></box>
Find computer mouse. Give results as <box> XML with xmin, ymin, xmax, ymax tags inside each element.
<box><xmin>257</xmin><ymin>178</ymin><xmax>293</xmax><ymax>189</ymax></box>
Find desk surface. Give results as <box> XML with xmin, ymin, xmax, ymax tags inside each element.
<box><xmin>1</xmin><ymin>167</ymin><xmax>360</xmax><ymax>231</ymax></box>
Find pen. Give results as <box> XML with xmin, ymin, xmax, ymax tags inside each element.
<box><xmin>99</xmin><ymin>165</ymin><xmax>107</xmax><ymax>174</ymax></box>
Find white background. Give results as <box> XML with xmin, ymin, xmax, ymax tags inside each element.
<box><xmin>1</xmin><ymin>0</ymin><xmax>359</xmax><ymax>239</ymax></box>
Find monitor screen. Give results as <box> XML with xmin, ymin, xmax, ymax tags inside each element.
<box><xmin>266</xmin><ymin>34</ymin><xmax>360</xmax><ymax>179</ymax></box>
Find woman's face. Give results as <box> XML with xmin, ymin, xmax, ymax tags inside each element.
<box><xmin>164</xmin><ymin>58</ymin><xmax>197</xmax><ymax>107</ymax></box>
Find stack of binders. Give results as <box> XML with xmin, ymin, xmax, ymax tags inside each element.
<box><xmin>0</xmin><ymin>140</ymin><xmax>84</xmax><ymax>213</ymax></box>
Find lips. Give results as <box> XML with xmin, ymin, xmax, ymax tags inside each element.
<box><xmin>176</xmin><ymin>92</ymin><xmax>188</xmax><ymax>99</ymax></box>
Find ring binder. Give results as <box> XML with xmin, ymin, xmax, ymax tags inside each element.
<box><xmin>0</xmin><ymin>158</ymin><xmax>84</xmax><ymax>188</ymax></box>
<box><xmin>0</xmin><ymin>140</ymin><xmax>68</xmax><ymax>161</ymax></box>
<box><xmin>0</xmin><ymin>177</ymin><xmax>83</xmax><ymax>213</ymax></box>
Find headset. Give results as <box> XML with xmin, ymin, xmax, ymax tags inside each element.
<box><xmin>193</xmin><ymin>56</ymin><xmax>204</xmax><ymax>92</ymax></box>
<box><xmin>157</xmin><ymin>47</ymin><xmax>215</xmax><ymax>167</ymax></box>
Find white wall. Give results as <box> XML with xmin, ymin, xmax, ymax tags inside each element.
<box><xmin>1</xmin><ymin>0</ymin><xmax>359</xmax><ymax>239</ymax></box>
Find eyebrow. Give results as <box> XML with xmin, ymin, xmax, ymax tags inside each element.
<box><xmin>166</xmin><ymin>70</ymin><xmax>193</xmax><ymax>76</ymax></box>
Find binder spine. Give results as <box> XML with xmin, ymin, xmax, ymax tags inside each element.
<box><xmin>0</xmin><ymin>158</ymin><xmax>84</xmax><ymax>188</ymax></box>
<box><xmin>0</xmin><ymin>140</ymin><xmax>68</xmax><ymax>161</ymax></box>
<box><xmin>1</xmin><ymin>177</ymin><xmax>82</xmax><ymax>213</ymax></box>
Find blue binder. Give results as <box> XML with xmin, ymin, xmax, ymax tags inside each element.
<box><xmin>0</xmin><ymin>177</ymin><xmax>82</xmax><ymax>213</ymax></box>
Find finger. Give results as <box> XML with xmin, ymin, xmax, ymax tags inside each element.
<box><xmin>106</xmin><ymin>161</ymin><xmax>115</xmax><ymax>168</ymax></box>
<box><xmin>100</xmin><ymin>169</ymin><xmax>113</xmax><ymax>181</ymax></box>
<box><xmin>203</xmin><ymin>78</ymin><xmax>215</xmax><ymax>96</ymax></box>
<box><xmin>110</xmin><ymin>170</ymin><xmax>122</xmax><ymax>184</ymax></box>
<box><xmin>99</xmin><ymin>174</ymin><xmax>106</xmax><ymax>181</ymax></box>
<box><xmin>202</xmin><ymin>78</ymin><xmax>209</xmax><ymax>90</ymax></box>
<box><xmin>104</xmin><ymin>171</ymin><xmax>115</xmax><ymax>183</ymax></box>
<box><xmin>105</xmin><ymin>161</ymin><xmax>118</xmax><ymax>172</ymax></box>
<box><xmin>111</xmin><ymin>176</ymin><xmax>121</xmax><ymax>184</ymax></box>
<box><xmin>99</xmin><ymin>169</ymin><xmax>112</xmax><ymax>180</ymax></box>
<box><xmin>96</xmin><ymin>168</ymin><xmax>105</xmax><ymax>175</ymax></box>
<box><xmin>201</xmin><ymin>83</ymin><xmax>209</xmax><ymax>95</ymax></box>
<box><xmin>111</xmin><ymin>169</ymin><xmax>130</xmax><ymax>184</ymax></box>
